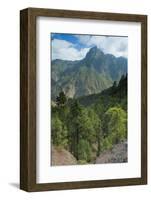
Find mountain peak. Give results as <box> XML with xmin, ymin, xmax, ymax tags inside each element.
<box><xmin>89</xmin><ymin>46</ymin><xmax>98</xmax><ymax>52</ymax></box>
<box><xmin>84</xmin><ymin>46</ymin><xmax>104</xmax><ymax>65</ymax></box>
<box><xmin>86</xmin><ymin>46</ymin><xmax>104</xmax><ymax>58</ymax></box>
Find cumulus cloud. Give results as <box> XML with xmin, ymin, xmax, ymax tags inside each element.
<box><xmin>52</xmin><ymin>39</ymin><xmax>90</xmax><ymax>61</ymax></box>
<box><xmin>75</xmin><ymin>35</ymin><xmax>91</xmax><ymax>45</ymax></box>
<box><xmin>75</xmin><ymin>35</ymin><xmax>128</xmax><ymax>58</ymax></box>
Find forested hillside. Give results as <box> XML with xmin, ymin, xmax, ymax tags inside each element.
<box><xmin>51</xmin><ymin>74</ymin><xmax>127</xmax><ymax>165</ymax></box>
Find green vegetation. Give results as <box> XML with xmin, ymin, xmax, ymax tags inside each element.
<box><xmin>51</xmin><ymin>74</ymin><xmax>127</xmax><ymax>164</ymax></box>
<box><xmin>101</xmin><ymin>107</ymin><xmax>127</xmax><ymax>151</ymax></box>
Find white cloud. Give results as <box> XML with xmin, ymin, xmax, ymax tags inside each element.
<box><xmin>75</xmin><ymin>35</ymin><xmax>91</xmax><ymax>44</ymax></box>
<box><xmin>52</xmin><ymin>39</ymin><xmax>90</xmax><ymax>61</ymax></box>
<box><xmin>76</xmin><ymin>35</ymin><xmax>128</xmax><ymax>58</ymax></box>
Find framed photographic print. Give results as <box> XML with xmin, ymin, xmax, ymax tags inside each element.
<box><xmin>20</xmin><ymin>8</ymin><xmax>147</xmax><ymax>191</ymax></box>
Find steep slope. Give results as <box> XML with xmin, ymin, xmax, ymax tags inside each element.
<box><xmin>52</xmin><ymin>59</ymin><xmax>79</xmax><ymax>82</ymax></box>
<box><xmin>78</xmin><ymin>74</ymin><xmax>127</xmax><ymax>109</ymax></box>
<box><xmin>57</xmin><ymin>67</ymin><xmax>112</xmax><ymax>98</ymax></box>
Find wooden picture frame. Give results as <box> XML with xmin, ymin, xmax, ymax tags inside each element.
<box><xmin>20</xmin><ymin>7</ymin><xmax>147</xmax><ymax>192</ymax></box>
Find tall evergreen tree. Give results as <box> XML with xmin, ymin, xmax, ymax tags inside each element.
<box><xmin>68</xmin><ymin>100</ymin><xmax>82</xmax><ymax>159</ymax></box>
<box><xmin>56</xmin><ymin>91</ymin><xmax>67</xmax><ymax>106</ymax></box>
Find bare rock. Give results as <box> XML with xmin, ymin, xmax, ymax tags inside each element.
<box><xmin>95</xmin><ymin>142</ymin><xmax>127</xmax><ymax>164</ymax></box>
<box><xmin>51</xmin><ymin>146</ymin><xmax>77</xmax><ymax>166</ymax></box>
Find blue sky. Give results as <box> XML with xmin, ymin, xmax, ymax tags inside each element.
<box><xmin>51</xmin><ymin>33</ymin><xmax>86</xmax><ymax>50</ymax></box>
<box><xmin>51</xmin><ymin>33</ymin><xmax>128</xmax><ymax>61</ymax></box>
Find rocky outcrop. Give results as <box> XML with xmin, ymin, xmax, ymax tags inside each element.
<box><xmin>95</xmin><ymin>142</ymin><xmax>127</xmax><ymax>164</ymax></box>
<box><xmin>51</xmin><ymin>146</ymin><xmax>77</xmax><ymax>166</ymax></box>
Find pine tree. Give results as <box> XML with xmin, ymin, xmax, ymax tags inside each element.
<box><xmin>52</xmin><ymin>116</ymin><xmax>68</xmax><ymax>148</ymax></box>
<box><xmin>112</xmin><ymin>81</ymin><xmax>117</xmax><ymax>88</ymax></box>
<box><xmin>56</xmin><ymin>91</ymin><xmax>67</xmax><ymax>106</ymax></box>
<box><xmin>68</xmin><ymin>100</ymin><xmax>82</xmax><ymax>159</ymax></box>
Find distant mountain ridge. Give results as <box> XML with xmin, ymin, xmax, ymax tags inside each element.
<box><xmin>51</xmin><ymin>46</ymin><xmax>127</xmax><ymax>99</ymax></box>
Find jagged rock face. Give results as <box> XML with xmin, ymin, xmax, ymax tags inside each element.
<box><xmin>51</xmin><ymin>46</ymin><xmax>127</xmax><ymax>100</ymax></box>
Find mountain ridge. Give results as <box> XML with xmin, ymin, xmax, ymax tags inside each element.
<box><xmin>51</xmin><ymin>46</ymin><xmax>127</xmax><ymax>99</ymax></box>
